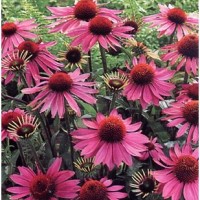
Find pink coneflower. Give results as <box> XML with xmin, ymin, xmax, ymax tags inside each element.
<box><xmin>68</xmin><ymin>16</ymin><xmax>133</xmax><ymax>52</ymax></box>
<box><xmin>7</xmin><ymin>114</ymin><xmax>40</xmax><ymax>140</ymax></box>
<box><xmin>17</xmin><ymin>40</ymin><xmax>63</xmax><ymax>86</ymax></box>
<box><xmin>139</xmin><ymin>137</ymin><xmax>164</xmax><ymax>161</ymax></box>
<box><xmin>58</xmin><ymin>44</ymin><xmax>88</xmax><ymax>69</ymax></box>
<box><xmin>143</xmin><ymin>4</ymin><xmax>198</xmax><ymax>40</ymax></box>
<box><xmin>130</xmin><ymin>169</ymin><xmax>159</xmax><ymax>198</ymax></box>
<box><xmin>7</xmin><ymin>157</ymin><xmax>80</xmax><ymax>200</ymax></box>
<box><xmin>79</xmin><ymin>177</ymin><xmax>127</xmax><ymax>200</ymax></box>
<box><xmin>22</xmin><ymin>68</ymin><xmax>98</xmax><ymax>118</ymax></box>
<box><xmin>162</xmin><ymin>34</ymin><xmax>199</xmax><ymax>75</ymax></box>
<box><xmin>162</xmin><ymin>100</ymin><xmax>198</xmax><ymax>143</ymax></box>
<box><xmin>176</xmin><ymin>83</ymin><xmax>198</xmax><ymax>102</ymax></box>
<box><xmin>2</xmin><ymin>19</ymin><xmax>38</xmax><ymax>55</ymax></box>
<box><xmin>102</xmin><ymin>71</ymin><xmax>129</xmax><ymax>91</ymax></box>
<box><xmin>47</xmin><ymin>0</ymin><xmax>121</xmax><ymax>34</ymax></box>
<box><xmin>153</xmin><ymin>144</ymin><xmax>198</xmax><ymax>200</ymax></box>
<box><xmin>71</xmin><ymin>109</ymin><xmax>148</xmax><ymax>170</ymax></box>
<box><xmin>123</xmin><ymin>55</ymin><xmax>175</xmax><ymax>109</ymax></box>
<box><xmin>2</xmin><ymin>50</ymin><xmax>31</xmax><ymax>85</ymax></box>
<box><xmin>123</xmin><ymin>17</ymin><xmax>142</xmax><ymax>36</ymax></box>
<box><xmin>1</xmin><ymin>108</ymin><xmax>25</xmax><ymax>141</ymax></box>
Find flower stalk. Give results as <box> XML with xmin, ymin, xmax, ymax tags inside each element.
<box><xmin>16</xmin><ymin>141</ymin><xmax>27</xmax><ymax>167</ymax></box>
<box><xmin>27</xmin><ymin>139</ymin><xmax>44</xmax><ymax>173</ymax></box>
<box><xmin>109</xmin><ymin>91</ymin><xmax>118</xmax><ymax>113</ymax></box>
<box><xmin>99</xmin><ymin>44</ymin><xmax>108</xmax><ymax>74</ymax></box>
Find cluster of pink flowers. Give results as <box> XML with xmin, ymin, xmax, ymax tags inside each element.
<box><xmin>1</xmin><ymin>1</ymin><xmax>198</xmax><ymax>200</ymax></box>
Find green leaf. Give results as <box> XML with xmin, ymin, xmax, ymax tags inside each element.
<box><xmin>77</xmin><ymin>100</ymin><xmax>97</xmax><ymax>117</ymax></box>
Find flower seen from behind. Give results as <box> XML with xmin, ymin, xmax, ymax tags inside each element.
<box><xmin>7</xmin><ymin>157</ymin><xmax>80</xmax><ymax>200</ymax></box>
<box><xmin>123</xmin><ymin>55</ymin><xmax>175</xmax><ymax>109</ymax></box>
<box><xmin>71</xmin><ymin>109</ymin><xmax>148</xmax><ymax>170</ymax></box>
<box><xmin>22</xmin><ymin>68</ymin><xmax>98</xmax><ymax>118</ymax></box>
<box><xmin>124</xmin><ymin>38</ymin><xmax>161</xmax><ymax>60</ymax></box>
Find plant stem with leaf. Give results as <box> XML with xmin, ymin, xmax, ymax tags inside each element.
<box><xmin>109</xmin><ymin>91</ymin><xmax>118</xmax><ymax>113</ymax></box>
<box><xmin>27</xmin><ymin>139</ymin><xmax>44</xmax><ymax>173</ymax></box>
<box><xmin>64</xmin><ymin>109</ymin><xmax>75</xmax><ymax>172</ymax></box>
<box><xmin>16</xmin><ymin>141</ymin><xmax>27</xmax><ymax>167</ymax></box>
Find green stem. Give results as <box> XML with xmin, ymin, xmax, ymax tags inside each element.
<box><xmin>2</xmin><ymin>93</ymin><xmax>27</xmax><ymax>104</ymax></box>
<box><xmin>27</xmin><ymin>139</ymin><xmax>44</xmax><ymax>173</ymax></box>
<box><xmin>99</xmin><ymin>44</ymin><xmax>108</xmax><ymax>74</ymax></box>
<box><xmin>35</xmin><ymin>111</ymin><xmax>55</xmax><ymax>156</ymax></box>
<box><xmin>166</xmin><ymin>30</ymin><xmax>176</xmax><ymax>67</ymax></box>
<box><xmin>88</xmin><ymin>50</ymin><xmax>92</xmax><ymax>73</ymax></box>
<box><xmin>16</xmin><ymin>141</ymin><xmax>27</xmax><ymax>167</ymax></box>
<box><xmin>109</xmin><ymin>91</ymin><xmax>118</xmax><ymax>113</ymax></box>
<box><xmin>121</xmin><ymin>46</ymin><xmax>132</xmax><ymax>61</ymax></box>
<box><xmin>184</xmin><ymin>71</ymin><xmax>189</xmax><ymax>84</ymax></box>
<box><xmin>65</xmin><ymin>109</ymin><xmax>75</xmax><ymax>172</ymax></box>
<box><xmin>149</xmin><ymin>157</ymin><xmax>153</xmax><ymax>169</ymax></box>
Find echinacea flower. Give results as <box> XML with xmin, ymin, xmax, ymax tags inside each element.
<box><xmin>123</xmin><ymin>16</ymin><xmax>143</xmax><ymax>35</ymax></box>
<box><xmin>74</xmin><ymin>157</ymin><xmax>97</xmax><ymax>177</ymax></box>
<box><xmin>46</xmin><ymin>0</ymin><xmax>121</xmax><ymax>34</ymax></box>
<box><xmin>124</xmin><ymin>38</ymin><xmax>161</xmax><ymax>60</ymax></box>
<box><xmin>1</xmin><ymin>108</ymin><xmax>25</xmax><ymax>141</ymax></box>
<box><xmin>22</xmin><ymin>68</ymin><xmax>98</xmax><ymax>118</ymax></box>
<box><xmin>2</xmin><ymin>19</ymin><xmax>38</xmax><ymax>55</ymax></box>
<box><xmin>139</xmin><ymin>137</ymin><xmax>164</xmax><ymax>161</ymax></box>
<box><xmin>7</xmin><ymin>157</ymin><xmax>80</xmax><ymax>200</ymax></box>
<box><xmin>162</xmin><ymin>34</ymin><xmax>199</xmax><ymax>75</ymax></box>
<box><xmin>68</xmin><ymin>16</ymin><xmax>133</xmax><ymax>52</ymax></box>
<box><xmin>102</xmin><ymin>71</ymin><xmax>129</xmax><ymax>91</ymax></box>
<box><xmin>58</xmin><ymin>44</ymin><xmax>88</xmax><ymax>69</ymax></box>
<box><xmin>7</xmin><ymin>114</ymin><xmax>40</xmax><ymax>140</ymax></box>
<box><xmin>176</xmin><ymin>82</ymin><xmax>198</xmax><ymax>102</ymax></box>
<box><xmin>71</xmin><ymin>109</ymin><xmax>148</xmax><ymax>170</ymax></box>
<box><xmin>2</xmin><ymin>50</ymin><xmax>31</xmax><ymax>85</ymax></box>
<box><xmin>162</xmin><ymin>100</ymin><xmax>198</xmax><ymax>143</ymax></box>
<box><xmin>143</xmin><ymin>4</ymin><xmax>198</xmax><ymax>40</ymax></box>
<box><xmin>79</xmin><ymin>177</ymin><xmax>127</xmax><ymax>200</ymax></box>
<box><xmin>123</xmin><ymin>55</ymin><xmax>175</xmax><ymax>109</ymax></box>
<box><xmin>130</xmin><ymin>169</ymin><xmax>159</xmax><ymax>198</ymax></box>
<box><xmin>153</xmin><ymin>143</ymin><xmax>198</xmax><ymax>200</ymax></box>
<box><xmin>17</xmin><ymin>40</ymin><xmax>63</xmax><ymax>86</ymax></box>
